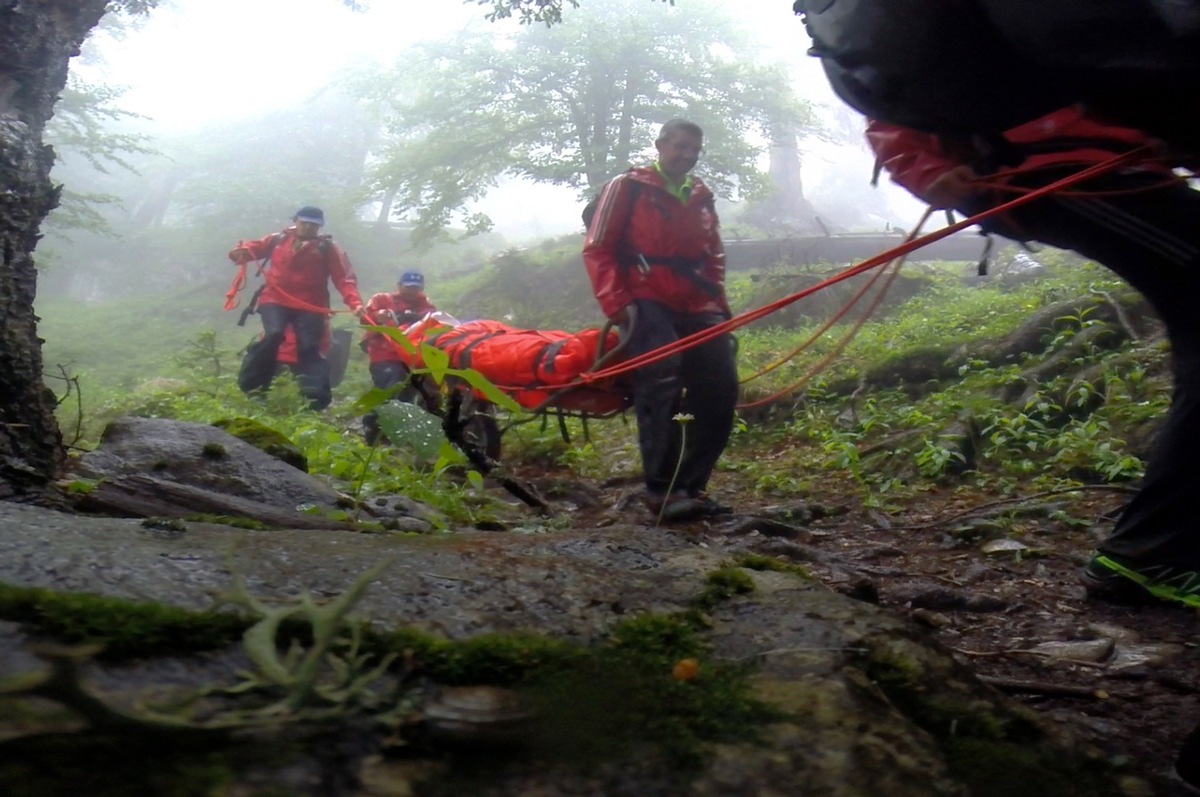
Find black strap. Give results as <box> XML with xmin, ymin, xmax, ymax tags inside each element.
<box><xmin>620</xmin><ymin>255</ymin><xmax>722</xmax><ymax>298</ymax></box>
<box><xmin>451</xmin><ymin>330</ymin><xmax>507</xmax><ymax>370</ymax></box>
<box><xmin>529</xmin><ymin>339</ymin><xmax>569</xmax><ymax>379</ymax></box>
<box><xmin>237</xmin><ymin>284</ymin><xmax>266</xmax><ymax>326</ymax></box>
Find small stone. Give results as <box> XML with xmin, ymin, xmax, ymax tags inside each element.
<box><xmin>911</xmin><ymin>608</ymin><xmax>953</xmax><ymax>628</ymax></box>
<box><xmin>981</xmin><ymin>538</ymin><xmax>1030</xmax><ymax>555</ymax></box>
<box><xmin>1107</xmin><ymin>642</ymin><xmax>1185</xmax><ymax>672</ymax></box>
<box><xmin>1084</xmin><ymin>622</ymin><xmax>1141</xmax><ymax>645</ymax></box>
<box><xmin>1029</xmin><ymin>639</ymin><xmax>1115</xmax><ymax>663</ymax></box>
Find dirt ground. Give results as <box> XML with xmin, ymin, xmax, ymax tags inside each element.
<box><xmin>526</xmin><ymin>465</ymin><xmax>1200</xmax><ymax>797</ymax></box>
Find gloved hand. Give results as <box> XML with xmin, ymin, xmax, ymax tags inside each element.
<box><xmin>608</xmin><ymin>305</ymin><xmax>631</xmax><ymax>326</ymax></box>
<box><xmin>229</xmin><ymin>247</ymin><xmax>252</xmax><ymax>263</ymax></box>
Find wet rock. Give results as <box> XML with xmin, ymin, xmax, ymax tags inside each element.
<box><xmin>381</xmin><ymin>516</ymin><xmax>435</xmax><ymax>534</ymax></box>
<box><xmin>0</xmin><ymin>503</ymin><xmax>1134</xmax><ymax>797</ymax></box>
<box><xmin>363</xmin><ymin>494</ymin><xmax>446</xmax><ymax>527</ymax></box>
<box><xmin>73</xmin><ymin>417</ymin><xmax>344</xmax><ymax>514</ymax></box>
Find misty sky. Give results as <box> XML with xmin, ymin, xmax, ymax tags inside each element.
<box><xmin>72</xmin><ymin>0</ymin><xmax>926</xmax><ymax>241</ymax></box>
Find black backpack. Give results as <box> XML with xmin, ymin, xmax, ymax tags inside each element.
<box><xmin>793</xmin><ymin>0</ymin><xmax>1200</xmax><ymax>146</ymax></box>
<box><xmin>582</xmin><ymin>171</ymin><xmax>641</xmax><ymax>230</ymax></box>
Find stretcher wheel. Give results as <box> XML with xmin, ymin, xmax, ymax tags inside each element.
<box><xmin>465</xmin><ymin>413</ymin><xmax>502</xmax><ymax>462</ymax></box>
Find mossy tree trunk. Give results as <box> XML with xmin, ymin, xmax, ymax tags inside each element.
<box><xmin>0</xmin><ymin>0</ymin><xmax>108</xmax><ymax>498</ymax></box>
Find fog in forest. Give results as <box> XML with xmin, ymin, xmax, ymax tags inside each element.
<box><xmin>38</xmin><ymin>0</ymin><xmax>928</xmax><ymax>308</ymax></box>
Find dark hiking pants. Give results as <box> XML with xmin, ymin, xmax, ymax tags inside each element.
<box><xmin>971</xmin><ymin>172</ymin><xmax>1200</xmax><ymax>567</ymax></box>
<box><xmin>624</xmin><ymin>299</ymin><xmax>739</xmax><ymax>496</ymax></box>
<box><xmin>240</xmin><ymin>304</ymin><xmax>332</xmax><ymax>409</ymax></box>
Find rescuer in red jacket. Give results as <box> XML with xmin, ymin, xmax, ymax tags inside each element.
<box><xmin>583</xmin><ymin>119</ymin><xmax>737</xmax><ymax>521</ymax></box>
<box><xmin>868</xmin><ymin>107</ymin><xmax>1200</xmax><ymax>609</ymax></box>
<box><xmin>360</xmin><ymin>271</ymin><xmax>439</xmax><ymax>444</ymax></box>
<box><xmin>230</xmin><ymin>206</ymin><xmax>365</xmax><ymax>409</ymax></box>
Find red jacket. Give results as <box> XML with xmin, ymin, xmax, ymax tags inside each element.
<box><xmin>361</xmin><ymin>290</ymin><xmax>438</xmax><ymax>364</ymax></box>
<box><xmin>583</xmin><ymin>166</ymin><xmax>728</xmax><ymax>319</ymax></box>
<box><xmin>231</xmin><ymin>227</ymin><xmax>363</xmax><ymax>314</ymax></box>
<box><xmin>866</xmin><ymin>106</ymin><xmax>1159</xmax><ymax>201</ymax></box>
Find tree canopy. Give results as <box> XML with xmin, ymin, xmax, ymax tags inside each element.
<box><xmin>355</xmin><ymin>0</ymin><xmax>811</xmax><ymax>244</ymax></box>
<box><xmin>471</xmin><ymin>0</ymin><xmax>673</xmax><ymax>26</ymax></box>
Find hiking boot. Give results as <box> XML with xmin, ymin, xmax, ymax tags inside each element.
<box><xmin>691</xmin><ymin>493</ymin><xmax>733</xmax><ymax>516</ymax></box>
<box><xmin>1081</xmin><ymin>553</ymin><xmax>1200</xmax><ymax>609</ymax></box>
<box><xmin>645</xmin><ymin>491</ymin><xmax>707</xmax><ymax>522</ymax></box>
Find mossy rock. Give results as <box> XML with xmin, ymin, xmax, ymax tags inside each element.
<box><xmin>211</xmin><ymin>418</ymin><xmax>307</xmax><ymax>473</ymax></box>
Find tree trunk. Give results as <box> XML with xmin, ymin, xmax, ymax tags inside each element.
<box><xmin>741</xmin><ymin>126</ymin><xmax>821</xmax><ymax>234</ymax></box>
<box><xmin>1</xmin><ymin>0</ymin><xmax>108</xmax><ymax>498</ymax></box>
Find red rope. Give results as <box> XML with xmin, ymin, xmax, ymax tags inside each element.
<box><xmin>578</xmin><ymin>146</ymin><xmax>1154</xmax><ymax>386</ymax></box>
<box><xmin>737</xmin><ymin>256</ymin><xmax>907</xmax><ymax>411</ymax></box>
<box><xmin>222</xmin><ymin>254</ymin><xmax>349</xmax><ymax>317</ymax></box>
<box><xmin>223</xmin><ymin>261</ymin><xmax>248</xmax><ymax>311</ymax></box>
<box><xmin>736</xmin><ymin>207</ymin><xmax>934</xmax><ymax>387</ymax></box>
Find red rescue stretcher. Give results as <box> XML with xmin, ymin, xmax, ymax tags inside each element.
<box><xmin>388</xmin><ymin>311</ymin><xmax>635</xmax><ymax>457</ymax></box>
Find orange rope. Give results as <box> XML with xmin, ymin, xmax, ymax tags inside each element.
<box><xmin>736</xmin><ymin>208</ymin><xmax>934</xmax><ymax>387</ymax></box>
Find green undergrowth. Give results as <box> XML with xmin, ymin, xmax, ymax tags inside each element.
<box><xmin>55</xmin><ymin>332</ymin><xmax>498</xmax><ymax>525</ymax></box>
<box><xmin>722</xmin><ymin>253</ymin><xmax>1169</xmax><ymax>509</ymax></box>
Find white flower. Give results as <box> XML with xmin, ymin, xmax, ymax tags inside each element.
<box><xmin>673</xmin><ymin>413</ymin><xmax>694</xmax><ymax>423</ymax></box>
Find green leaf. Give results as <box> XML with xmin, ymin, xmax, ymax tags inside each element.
<box><xmin>376</xmin><ymin>401</ymin><xmax>446</xmax><ymax>460</ymax></box>
<box><xmin>367</xmin><ymin>325</ymin><xmax>419</xmax><ymax>356</ymax></box>
<box><xmin>448</xmin><ymin>367</ymin><xmax>522</xmax><ymax>412</ymax></box>
<box><xmin>352</xmin><ymin>386</ymin><xmax>398</xmax><ymax>414</ymax></box>
<box><xmin>420</xmin><ymin>344</ymin><xmax>451</xmax><ymax>384</ymax></box>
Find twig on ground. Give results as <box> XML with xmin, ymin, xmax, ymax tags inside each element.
<box><xmin>881</xmin><ymin>485</ymin><xmax>1138</xmax><ymax>532</ymax></box>
<box><xmin>979</xmin><ymin>675</ymin><xmax>1114</xmax><ymax>699</ymax></box>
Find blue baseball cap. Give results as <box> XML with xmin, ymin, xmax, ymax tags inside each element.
<box><xmin>399</xmin><ymin>271</ymin><xmax>424</xmax><ymax>287</ymax></box>
<box><xmin>293</xmin><ymin>206</ymin><xmax>325</xmax><ymax>225</ymax></box>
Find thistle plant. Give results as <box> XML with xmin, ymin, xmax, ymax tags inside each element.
<box><xmin>657</xmin><ymin>411</ymin><xmax>694</xmax><ymax>527</ymax></box>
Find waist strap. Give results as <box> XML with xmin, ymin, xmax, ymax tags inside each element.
<box><xmin>620</xmin><ymin>254</ymin><xmax>721</xmax><ymax>298</ymax></box>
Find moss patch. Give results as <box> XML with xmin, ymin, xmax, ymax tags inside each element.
<box><xmin>0</xmin><ymin>583</ymin><xmax>247</xmax><ymax>659</ymax></box>
<box><xmin>734</xmin><ymin>553</ymin><xmax>812</xmax><ymax>579</ymax></box>
<box><xmin>183</xmin><ymin>514</ymin><xmax>270</xmax><ymax>530</ymax></box>
<box><xmin>212</xmin><ymin>417</ymin><xmax>307</xmax><ymax>472</ymax></box>
<box><xmin>693</xmin><ymin>566</ymin><xmax>756</xmax><ymax>612</ymax></box>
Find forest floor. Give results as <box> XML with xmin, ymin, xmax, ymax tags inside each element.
<box><xmin>509</xmin><ymin>457</ymin><xmax>1200</xmax><ymax>797</ymax></box>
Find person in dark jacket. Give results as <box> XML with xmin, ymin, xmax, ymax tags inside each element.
<box><xmin>868</xmin><ymin>108</ymin><xmax>1200</xmax><ymax>609</ymax></box>
<box><xmin>230</xmin><ymin>206</ymin><xmax>365</xmax><ymax>409</ymax></box>
<box><xmin>583</xmin><ymin>119</ymin><xmax>737</xmax><ymax>521</ymax></box>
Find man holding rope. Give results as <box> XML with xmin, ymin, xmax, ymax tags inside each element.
<box><xmin>230</xmin><ymin>206</ymin><xmax>366</xmax><ymax>410</ymax></box>
<box><xmin>583</xmin><ymin>119</ymin><xmax>738</xmax><ymax>522</ymax></box>
<box><xmin>868</xmin><ymin>108</ymin><xmax>1200</xmax><ymax>609</ymax></box>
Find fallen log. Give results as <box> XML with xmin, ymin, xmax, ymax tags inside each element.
<box><xmin>70</xmin><ymin>474</ymin><xmax>365</xmax><ymax>531</ymax></box>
